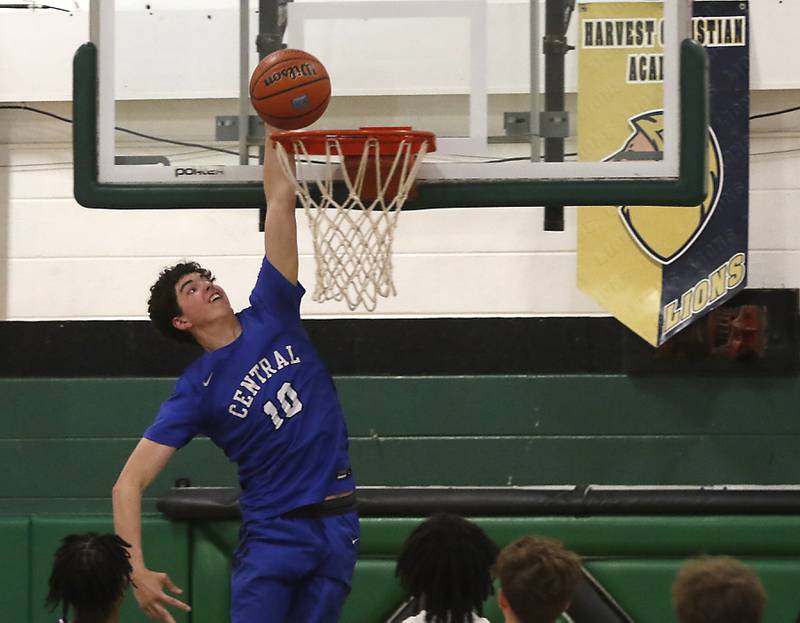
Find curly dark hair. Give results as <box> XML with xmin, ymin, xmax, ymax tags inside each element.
<box><xmin>494</xmin><ymin>535</ymin><xmax>582</xmax><ymax>623</ymax></box>
<box><xmin>672</xmin><ymin>556</ymin><xmax>766</xmax><ymax>623</ymax></box>
<box><xmin>395</xmin><ymin>513</ymin><xmax>499</xmax><ymax>623</ymax></box>
<box><xmin>147</xmin><ymin>261</ymin><xmax>214</xmax><ymax>344</ymax></box>
<box><xmin>46</xmin><ymin>533</ymin><xmax>133</xmax><ymax>623</ymax></box>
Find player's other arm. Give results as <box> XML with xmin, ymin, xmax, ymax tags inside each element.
<box><xmin>112</xmin><ymin>438</ymin><xmax>190</xmax><ymax>623</ymax></box>
<box><xmin>263</xmin><ymin>125</ymin><xmax>299</xmax><ymax>285</ymax></box>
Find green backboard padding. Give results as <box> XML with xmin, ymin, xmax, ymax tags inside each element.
<box><xmin>0</xmin><ymin>517</ymin><xmax>30</xmax><ymax>620</ymax></box>
<box><xmin>30</xmin><ymin>515</ymin><xmax>189</xmax><ymax>623</ymax></box>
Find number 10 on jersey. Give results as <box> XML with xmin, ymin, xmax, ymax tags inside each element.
<box><xmin>263</xmin><ymin>382</ymin><xmax>304</xmax><ymax>430</ymax></box>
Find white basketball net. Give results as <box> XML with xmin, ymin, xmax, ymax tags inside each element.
<box><xmin>274</xmin><ymin>135</ymin><xmax>430</xmax><ymax>311</ymax></box>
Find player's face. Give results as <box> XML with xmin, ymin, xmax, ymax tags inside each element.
<box><xmin>172</xmin><ymin>272</ymin><xmax>233</xmax><ymax>331</ymax></box>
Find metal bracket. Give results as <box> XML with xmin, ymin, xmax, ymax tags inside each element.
<box><xmin>539</xmin><ymin>111</ymin><xmax>569</xmax><ymax>139</ymax></box>
<box><xmin>215</xmin><ymin>115</ymin><xmax>266</xmax><ymax>144</ymax></box>
<box><xmin>503</xmin><ymin>112</ymin><xmax>531</xmax><ymax>136</ymax></box>
<box><xmin>542</xmin><ymin>34</ymin><xmax>574</xmax><ymax>55</ymax></box>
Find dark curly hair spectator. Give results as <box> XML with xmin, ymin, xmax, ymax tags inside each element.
<box><xmin>494</xmin><ymin>535</ymin><xmax>582</xmax><ymax>623</ymax></box>
<box><xmin>147</xmin><ymin>261</ymin><xmax>214</xmax><ymax>344</ymax></box>
<box><xmin>672</xmin><ymin>555</ymin><xmax>766</xmax><ymax>623</ymax></box>
<box><xmin>395</xmin><ymin>513</ymin><xmax>499</xmax><ymax>623</ymax></box>
<box><xmin>46</xmin><ymin>533</ymin><xmax>133</xmax><ymax>623</ymax></box>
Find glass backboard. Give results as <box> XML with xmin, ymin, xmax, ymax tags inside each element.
<box><xmin>74</xmin><ymin>0</ymin><xmax>706</xmax><ymax>208</ymax></box>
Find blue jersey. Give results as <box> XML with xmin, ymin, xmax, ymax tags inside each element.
<box><xmin>144</xmin><ymin>257</ymin><xmax>355</xmax><ymax>526</ymax></box>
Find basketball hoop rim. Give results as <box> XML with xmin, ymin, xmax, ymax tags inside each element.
<box><xmin>271</xmin><ymin>126</ymin><xmax>437</xmax><ymax>156</ymax></box>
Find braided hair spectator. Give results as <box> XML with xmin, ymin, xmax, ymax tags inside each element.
<box><xmin>395</xmin><ymin>513</ymin><xmax>499</xmax><ymax>623</ymax></box>
<box><xmin>46</xmin><ymin>533</ymin><xmax>133</xmax><ymax>623</ymax></box>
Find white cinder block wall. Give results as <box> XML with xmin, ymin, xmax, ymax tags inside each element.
<box><xmin>0</xmin><ymin>1</ymin><xmax>798</xmax><ymax>321</ymax></box>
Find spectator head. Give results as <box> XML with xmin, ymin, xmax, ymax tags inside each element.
<box><xmin>395</xmin><ymin>513</ymin><xmax>499</xmax><ymax>623</ymax></box>
<box><xmin>46</xmin><ymin>533</ymin><xmax>133</xmax><ymax>623</ymax></box>
<box><xmin>672</xmin><ymin>555</ymin><xmax>766</xmax><ymax>623</ymax></box>
<box><xmin>494</xmin><ymin>536</ymin><xmax>582</xmax><ymax>623</ymax></box>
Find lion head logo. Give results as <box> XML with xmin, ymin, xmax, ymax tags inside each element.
<box><xmin>606</xmin><ymin>109</ymin><xmax>723</xmax><ymax>265</ymax></box>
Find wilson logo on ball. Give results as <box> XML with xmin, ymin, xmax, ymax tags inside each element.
<box><xmin>262</xmin><ymin>63</ymin><xmax>318</xmax><ymax>87</ymax></box>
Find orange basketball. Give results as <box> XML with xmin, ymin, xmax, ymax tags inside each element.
<box><xmin>249</xmin><ymin>48</ymin><xmax>331</xmax><ymax>131</ymax></box>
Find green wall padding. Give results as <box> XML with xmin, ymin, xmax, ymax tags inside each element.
<box><xmin>0</xmin><ymin>517</ymin><xmax>30</xmax><ymax>620</ymax></box>
<box><xmin>586</xmin><ymin>559</ymin><xmax>800</xmax><ymax>623</ymax></box>
<box><xmin>359</xmin><ymin>516</ymin><xmax>800</xmax><ymax>557</ymax></box>
<box><xmin>10</xmin><ymin>514</ymin><xmax>800</xmax><ymax>623</ymax></box>
<box><xmin>192</xmin><ymin>537</ymin><xmax>231</xmax><ymax>621</ymax></box>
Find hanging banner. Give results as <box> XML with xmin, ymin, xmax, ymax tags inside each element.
<box><xmin>576</xmin><ymin>1</ymin><xmax>749</xmax><ymax>346</ymax></box>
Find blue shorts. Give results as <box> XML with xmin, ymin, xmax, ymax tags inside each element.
<box><xmin>230</xmin><ymin>511</ymin><xmax>360</xmax><ymax>623</ymax></box>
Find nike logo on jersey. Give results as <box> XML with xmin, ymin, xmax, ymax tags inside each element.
<box><xmin>203</xmin><ymin>372</ymin><xmax>214</xmax><ymax>387</ymax></box>
<box><xmin>351</xmin><ymin>537</ymin><xmax>360</xmax><ymax>545</ymax></box>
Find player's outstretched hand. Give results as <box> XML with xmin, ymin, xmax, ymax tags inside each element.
<box><xmin>131</xmin><ymin>567</ymin><xmax>191</xmax><ymax>623</ymax></box>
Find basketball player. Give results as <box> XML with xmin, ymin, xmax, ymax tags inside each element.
<box><xmin>112</xmin><ymin>127</ymin><xmax>358</xmax><ymax>623</ymax></box>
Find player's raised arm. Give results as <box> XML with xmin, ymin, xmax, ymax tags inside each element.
<box><xmin>112</xmin><ymin>438</ymin><xmax>190</xmax><ymax>623</ymax></box>
<box><xmin>263</xmin><ymin>125</ymin><xmax>299</xmax><ymax>285</ymax></box>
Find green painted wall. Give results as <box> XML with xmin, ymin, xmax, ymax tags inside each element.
<box><xmin>2</xmin><ymin>376</ymin><xmax>800</xmax><ymax>513</ymax></box>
